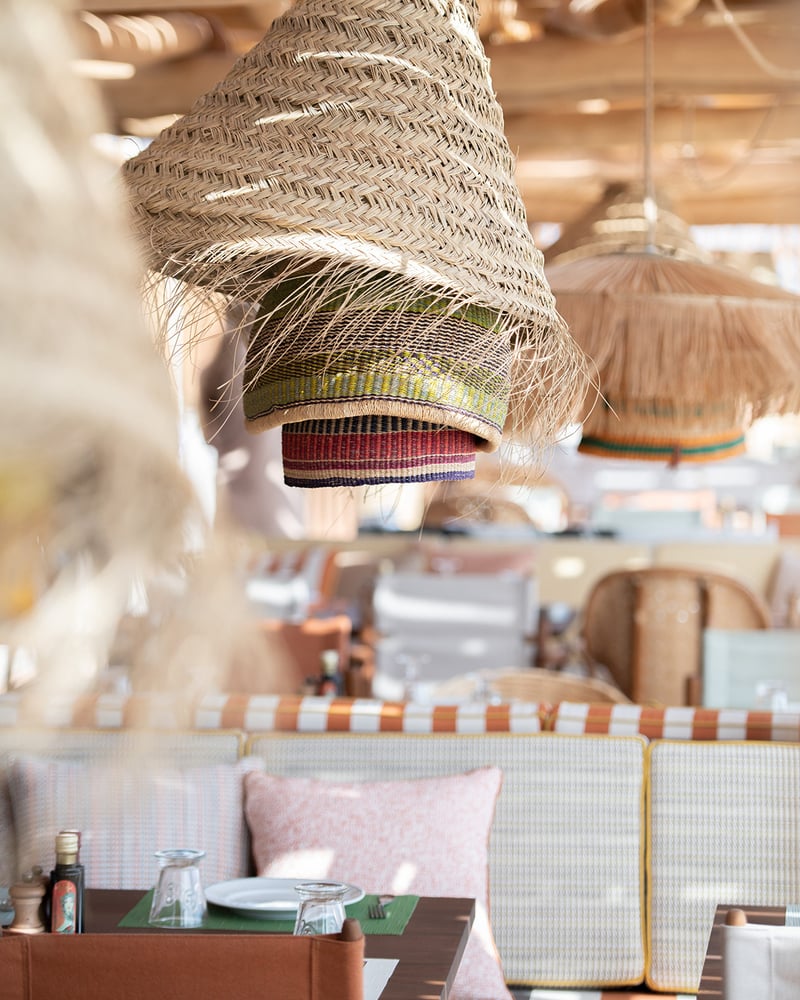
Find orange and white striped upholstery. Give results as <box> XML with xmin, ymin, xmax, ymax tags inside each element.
<box><xmin>193</xmin><ymin>694</ymin><xmax>547</xmax><ymax>733</ymax></box>
<box><xmin>549</xmin><ymin>702</ymin><xmax>800</xmax><ymax>742</ymax></box>
<box><xmin>0</xmin><ymin>691</ymin><xmax>192</xmax><ymax>729</ymax></box>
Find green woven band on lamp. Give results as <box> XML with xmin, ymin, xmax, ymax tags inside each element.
<box><xmin>577</xmin><ymin>395</ymin><xmax>748</xmax><ymax>464</ymax></box>
<box><xmin>578</xmin><ymin>431</ymin><xmax>746</xmax><ymax>463</ymax></box>
<box><xmin>243</xmin><ymin>270</ymin><xmax>510</xmax><ymax>485</ymax></box>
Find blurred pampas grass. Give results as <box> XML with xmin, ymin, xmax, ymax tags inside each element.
<box><xmin>0</xmin><ymin>0</ymin><xmax>259</xmax><ymax>696</ymax></box>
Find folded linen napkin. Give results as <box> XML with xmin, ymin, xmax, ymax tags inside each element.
<box><xmin>119</xmin><ymin>890</ymin><xmax>418</xmax><ymax>936</ymax></box>
<box><xmin>723</xmin><ymin>922</ymin><xmax>800</xmax><ymax>1000</ymax></box>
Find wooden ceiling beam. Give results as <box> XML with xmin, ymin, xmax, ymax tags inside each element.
<box><xmin>78</xmin><ymin>0</ymin><xmax>284</xmax><ymax>12</ymax></box>
<box><xmin>487</xmin><ymin>9</ymin><xmax>800</xmax><ymax>111</ymax></box>
<box><xmin>504</xmin><ymin>102</ymin><xmax>800</xmax><ymax>155</ymax></box>
<box><xmin>90</xmin><ymin>6</ymin><xmax>800</xmax><ymax>124</ymax></box>
<box><xmin>518</xmin><ymin>162</ymin><xmax>800</xmax><ymax>225</ymax></box>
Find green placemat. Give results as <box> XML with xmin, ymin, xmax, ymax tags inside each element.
<box><xmin>119</xmin><ymin>890</ymin><xmax>418</xmax><ymax>936</ymax></box>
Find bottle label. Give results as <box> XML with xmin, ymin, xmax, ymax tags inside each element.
<box><xmin>52</xmin><ymin>878</ymin><xmax>78</xmax><ymax>933</ymax></box>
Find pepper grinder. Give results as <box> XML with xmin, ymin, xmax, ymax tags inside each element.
<box><xmin>6</xmin><ymin>871</ymin><xmax>46</xmax><ymax>934</ymax></box>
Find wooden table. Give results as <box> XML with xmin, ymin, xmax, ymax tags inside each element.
<box><xmin>84</xmin><ymin>889</ymin><xmax>475</xmax><ymax>1000</ymax></box>
<box><xmin>697</xmin><ymin>904</ymin><xmax>788</xmax><ymax>999</ymax></box>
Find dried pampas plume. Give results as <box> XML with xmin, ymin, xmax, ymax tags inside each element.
<box><xmin>0</xmin><ymin>0</ymin><xmax>254</xmax><ymax>694</ymax></box>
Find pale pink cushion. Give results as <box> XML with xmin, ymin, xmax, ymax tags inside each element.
<box><xmin>244</xmin><ymin>767</ymin><xmax>511</xmax><ymax>1000</ymax></box>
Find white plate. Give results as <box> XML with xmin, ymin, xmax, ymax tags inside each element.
<box><xmin>204</xmin><ymin>877</ymin><xmax>364</xmax><ymax>921</ymax></box>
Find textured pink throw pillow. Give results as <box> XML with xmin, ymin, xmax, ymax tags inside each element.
<box><xmin>244</xmin><ymin>767</ymin><xmax>510</xmax><ymax>1000</ymax></box>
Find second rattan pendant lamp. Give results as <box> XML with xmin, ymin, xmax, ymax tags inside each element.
<box><xmin>123</xmin><ymin>0</ymin><xmax>591</xmax><ymax>488</ymax></box>
<box><xmin>545</xmin><ymin>0</ymin><xmax>800</xmax><ymax>465</ymax></box>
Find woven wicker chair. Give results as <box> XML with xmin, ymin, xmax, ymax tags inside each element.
<box><xmin>431</xmin><ymin>666</ymin><xmax>631</xmax><ymax>704</ymax></box>
<box><xmin>580</xmin><ymin>566</ymin><xmax>771</xmax><ymax>705</ymax></box>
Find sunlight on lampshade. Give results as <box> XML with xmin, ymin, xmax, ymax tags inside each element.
<box><xmin>123</xmin><ymin>0</ymin><xmax>591</xmax><ymax>488</ymax></box>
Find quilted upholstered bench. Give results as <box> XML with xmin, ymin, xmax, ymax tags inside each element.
<box><xmin>2</xmin><ymin>693</ymin><xmax>800</xmax><ymax>1000</ymax></box>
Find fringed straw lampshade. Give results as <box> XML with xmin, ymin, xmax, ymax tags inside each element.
<box><xmin>123</xmin><ymin>0</ymin><xmax>590</xmax><ymax>487</ymax></box>
<box><xmin>545</xmin><ymin>184</ymin><xmax>800</xmax><ymax>464</ymax></box>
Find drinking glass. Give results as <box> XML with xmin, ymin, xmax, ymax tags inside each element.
<box><xmin>148</xmin><ymin>849</ymin><xmax>207</xmax><ymax>928</ymax></box>
<box><xmin>293</xmin><ymin>881</ymin><xmax>348</xmax><ymax>935</ymax></box>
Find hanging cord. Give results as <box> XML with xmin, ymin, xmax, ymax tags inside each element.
<box><xmin>679</xmin><ymin>0</ymin><xmax>796</xmax><ymax>190</ymax></box>
<box><xmin>710</xmin><ymin>0</ymin><xmax>800</xmax><ymax>80</ymax></box>
<box><xmin>680</xmin><ymin>96</ymin><xmax>781</xmax><ymax>190</ymax></box>
<box><xmin>642</xmin><ymin>0</ymin><xmax>657</xmax><ymax>251</ymax></box>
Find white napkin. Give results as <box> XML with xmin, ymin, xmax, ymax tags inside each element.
<box><xmin>723</xmin><ymin>923</ymin><xmax>800</xmax><ymax>1000</ymax></box>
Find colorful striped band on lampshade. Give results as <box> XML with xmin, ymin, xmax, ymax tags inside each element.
<box><xmin>578</xmin><ymin>397</ymin><xmax>747</xmax><ymax>464</ymax></box>
<box><xmin>243</xmin><ymin>268</ymin><xmax>510</xmax><ymax>485</ymax></box>
<box><xmin>578</xmin><ymin>431</ymin><xmax>747</xmax><ymax>463</ymax></box>
<box><xmin>282</xmin><ymin>417</ymin><xmax>478</xmax><ymax>487</ymax></box>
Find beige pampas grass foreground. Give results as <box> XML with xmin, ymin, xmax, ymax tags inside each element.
<box><xmin>0</xmin><ymin>0</ymin><xmax>258</xmax><ymax>695</ymax></box>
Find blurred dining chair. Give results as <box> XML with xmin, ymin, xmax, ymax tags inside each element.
<box><xmin>370</xmin><ymin>569</ymin><xmax>538</xmax><ymax>693</ymax></box>
<box><xmin>224</xmin><ymin>614</ymin><xmax>353</xmax><ymax>695</ymax></box>
<box><xmin>430</xmin><ymin>666</ymin><xmax>631</xmax><ymax>704</ymax></box>
<box><xmin>580</xmin><ymin>566</ymin><xmax>770</xmax><ymax>705</ymax></box>
<box><xmin>722</xmin><ymin>909</ymin><xmax>800</xmax><ymax>1000</ymax></box>
<box><xmin>0</xmin><ymin>920</ymin><xmax>364</xmax><ymax>1000</ymax></box>
<box><xmin>702</xmin><ymin>627</ymin><xmax>800</xmax><ymax>708</ymax></box>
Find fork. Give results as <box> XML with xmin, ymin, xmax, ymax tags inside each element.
<box><xmin>367</xmin><ymin>895</ymin><xmax>393</xmax><ymax>919</ymax></box>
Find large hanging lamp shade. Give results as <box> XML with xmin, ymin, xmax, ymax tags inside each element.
<box><xmin>545</xmin><ymin>184</ymin><xmax>800</xmax><ymax>463</ymax></box>
<box><xmin>123</xmin><ymin>0</ymin><xmax>590</xmax><ymax>487</ymax></box>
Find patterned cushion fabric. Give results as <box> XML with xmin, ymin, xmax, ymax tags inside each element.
<box><xmin>244</xmin><ymin>766</ymin><xmax>511</xmax><ymax>1000</ymax></box>
<box><xmin>647</xmin><ymin>741</ymin><xmax>800</xmax><ymax>992</ymax></box>
<box><xmin>8</xmin><ymin>755</ymin><xmax>262</xmax><ymax>889</ymax></box>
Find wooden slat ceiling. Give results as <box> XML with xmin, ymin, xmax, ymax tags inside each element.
<box><xmin>71</xmin><ymin>0</ymin><xmax>800</xmax><ymax>228</ymax></box>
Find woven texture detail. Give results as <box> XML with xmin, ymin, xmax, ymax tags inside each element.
<box><xmin>0</xmin><ymin>728</ymin><xmax>244</xmax><ymax>889</ymax></box>
<box><xmin>647</xmin><ymin>741</ymin><xmax>800</xmax><ymax>992</ymax></box>
<box><xmin>245</xmin><ymin>731</ymin><xmax>646</xmax><ymax>988</ymax></box>
<box><xmin>125</xmin><ymin>2</ymin><xmax>556</xmax><ymax>322</ymax></box>
<box><xmin>123</xmin><ymin>0</ymin><xmax>590</xmax><ymax>476</ymax></box>
<box><xmin>244</xmin><ymin>272</ymin><xmax>510</xmax><ymax>443</ymax></box>
<box><xmin>8</xmin><ymin>755</ymin><xmax>258</xmax><ymax>889</ymax></box>
<box><xmin>281</xmin><ymin>417</ymin><xmax>478</xmax><ymax>486</ymax></box>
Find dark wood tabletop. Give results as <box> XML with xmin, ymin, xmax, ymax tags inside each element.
<box><xmin>697</xmin><ymin>904</ymin><xmax>788</xmax><ymax>999</ymax></box>
<box><xmin>84</xmin><ymin>889</ymin><xmax>475</xmax><ymax>1000</ymax></box>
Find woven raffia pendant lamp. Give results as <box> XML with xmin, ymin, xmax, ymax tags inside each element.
<box><xmin>544</xmin><ymin>0</ymin><xmax>800</xmax><ymax>466</ymax></box>
<box><xmin>546</xmin><ymin>182</ymin><xmax>800</xmax><ymax>464</ymax></box>
<box><xmin>123</xmin><ymin>0</ymin><xmax>591</xmax><ymax>487</ymax></box>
